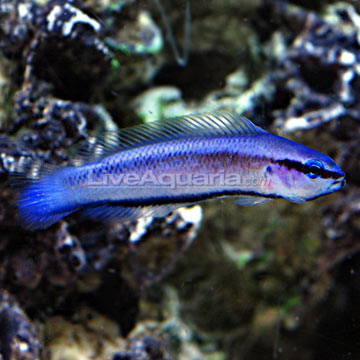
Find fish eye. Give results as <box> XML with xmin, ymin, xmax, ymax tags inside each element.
<box><xmin>305</xmin><ymin>159</ymin><xmax>324</xmax><ymax>179</ymax></box>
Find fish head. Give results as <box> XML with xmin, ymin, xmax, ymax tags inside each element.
<box><xmin>292</xmin><ymin>156</ymin><xmax>345</xmax><ymax>202</ymax></box>
<box><xmin>264</xmin><ymin>139</ymin><xmax>345</xmax><ymax>202</ymax></box>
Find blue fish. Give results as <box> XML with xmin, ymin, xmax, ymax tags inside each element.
<box><xmin>16</xmin><ymin>112</ymin><xmax>345</xmax><ymax>230</ymax></box>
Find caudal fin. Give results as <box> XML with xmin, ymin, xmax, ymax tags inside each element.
<box><xmin>13</xmin><ymin>161</ymin><xmax>78</xmax><ymax>231</ymax></box>
<box><xmin>18</xmin><ymin>181</ymin><xmax>76</xmax><ymax>230</ymax></box>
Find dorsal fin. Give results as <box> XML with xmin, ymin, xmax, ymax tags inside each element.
<box><xmin>74</xmin><ymin>112</ymin><xmax>267</xmax><ymax>164</ymax></box>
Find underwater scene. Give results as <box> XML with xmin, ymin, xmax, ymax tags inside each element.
<box><xmin>0</xmin><ymin>0</ymin><xmax>359</xmax><ymax>359</ymax></box>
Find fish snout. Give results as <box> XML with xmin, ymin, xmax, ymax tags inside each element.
<box><xmin>331</xmin><ymin>175</ymin><xmax>346</xmax><ymax>190</ymax></box>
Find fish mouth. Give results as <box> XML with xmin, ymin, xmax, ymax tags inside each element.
<box><xmin>331</xmin><ymin>176</ymin><xmax>346</xmax><ymax>189</ymax></box>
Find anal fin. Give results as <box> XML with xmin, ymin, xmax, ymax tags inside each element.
<box><xmin>81</xmin><ymin>203</ymin><xmax>187</xmax><ymax>223</ymax></box>
<box><xmin>235</xmin><ymin>196</ymin><xmax>272</xmax><ymax>206</ymax></box>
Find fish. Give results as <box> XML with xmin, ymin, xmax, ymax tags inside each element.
<box><xmin>15</xmin><ymin>112</ymin><xmax>345</xmax><ymax>230</ymax></box>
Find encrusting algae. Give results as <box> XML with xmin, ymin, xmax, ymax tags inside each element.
<box><xmin>0</xmin><ymin>0</ymin><xmax>358</xmax><ymax>359</ymax></box>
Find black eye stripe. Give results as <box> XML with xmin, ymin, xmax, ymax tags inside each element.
<box><xmin>304</xmin><ymin>163</ymin><xmax>322</xmax><ymax>175</ymax></box>
<box><xmin>276</xmin><ymin>159</ymin><xmax>342</xmax><ymax>180</ymax></box>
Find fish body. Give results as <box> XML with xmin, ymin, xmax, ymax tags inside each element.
<box><xmin>16</xmin><ymin>113</ymin><xmax>345</xmax><ymax>230</ymax></box>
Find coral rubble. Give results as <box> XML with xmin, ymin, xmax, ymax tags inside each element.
<box><xmin>0</xmin><ymin>0</ymin><xmax>360</xmax><ymax>359</ymax></box>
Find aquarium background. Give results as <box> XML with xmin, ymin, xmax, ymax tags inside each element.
<box><xmin>0</xmin><ymin>0</ymin><xmax>359</xmax><ymax>359</ymax></box>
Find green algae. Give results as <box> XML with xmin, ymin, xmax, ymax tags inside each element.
<box><xmin>0</xmin><ymin>0</ymin><xmax>357</xmax><ymax>359</ymax></box>
<box><xmin>106</xmin><ymin>11</ymin><xmax>163</xmax><ymax>56</ymax></box>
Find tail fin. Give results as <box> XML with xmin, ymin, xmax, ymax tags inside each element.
<box><xmin>12</xmin><ymin>161</ymin><xmax>78</xmax><ymax>231</ymax></box>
